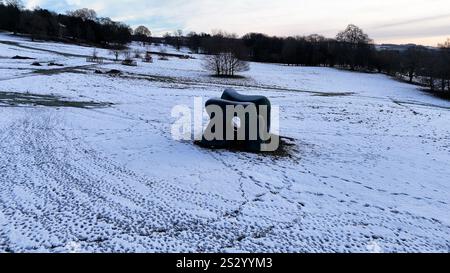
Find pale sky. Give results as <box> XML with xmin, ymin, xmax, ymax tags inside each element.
<box><xmin>24</xmin><ymin>0</ymin><xmax>450</xmax><ymax>46</ymax></box>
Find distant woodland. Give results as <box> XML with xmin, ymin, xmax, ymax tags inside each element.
<box><xmin>1</xmin><ymin>0</ymin><xmax>449</xmax><ymax>93</ymax></box>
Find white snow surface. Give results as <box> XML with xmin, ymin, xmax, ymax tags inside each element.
<box><xmin>0</xmin><ymin>33</ymin><xmax>449</xmax><ymax>253</ymax></box>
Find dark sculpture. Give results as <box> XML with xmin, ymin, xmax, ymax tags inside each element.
<box><xmin>201</xmin><ymin>89</ymin><xmax>274</xmax><ymax>152</ymax></box>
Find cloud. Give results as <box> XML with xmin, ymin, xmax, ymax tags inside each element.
<box><xmin>374</xmin><ymin>14</ymin><xmax>450</xmax><ymax>29</ymax></box>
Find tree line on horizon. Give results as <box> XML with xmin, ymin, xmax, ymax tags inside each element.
<box><xmin>1</xmin><ymin>1</ymin><xmax>449</xmax><ymax>93</ymax></box>
<box><xmin>168</xmin><ymin>27</ymin><xmax>450</xmax><ymax>94</ymax></box>
<box><xmin>0</xmin><ymin>0</ymin><xmax>132</xmax><ymax>47</ymax></box>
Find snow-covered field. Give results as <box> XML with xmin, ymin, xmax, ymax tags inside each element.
<box><xmin>0</xmin><ymin>32</ymin><xmax>449</xmax><ymax>253</ymax></box>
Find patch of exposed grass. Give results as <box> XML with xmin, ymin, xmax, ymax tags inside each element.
<box><xmin>33</xmin><ymin>66</ymin><xmax>91</xmax><ymax>76</ymax></box>
<box><xmin>194</xmin><ymin>135</ymin><xmax>298</xmax><ymax>159</ymax></box>
<box><xmin>210</xmin><ymin>74</ymin><xmax>247</xmax><ymax>79</ymax></box>
<box><xmin>12</xmin><ymin>55</ymin><xmax>35</xmax><ymax>60</ymax></box>
<box><xmin>312</xmin><ymin>92</ymin><xmax>355</xmax><ymax>97</ymax></box>
<box><xmin>0</xmin><ymin>91</ymin><xmax>113</xmax><ymax>109</ymax></box>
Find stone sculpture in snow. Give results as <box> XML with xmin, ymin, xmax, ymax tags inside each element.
<box><xmin>201</xmin><ymin>89</ymin><xmax>277</xmax><ymax>152</ymax></box>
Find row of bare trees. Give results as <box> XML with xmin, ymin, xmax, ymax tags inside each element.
<box><xmin>203</xmin><ymin>52</ymin><xmax>250</xmax><ymax>77</ymax></box>
<box><xmin>167</xmin><ymin>25</ymin><xmax>450</xmax><ymax>92</ymax></box>
<box><xmin>0</xmin><ymin>1</ymin><xmax>132</xmax><ymax>46</ymax></box>
<box><xmin>371</xmin><ymin>40</ymin><xmax>450</xmax><ymax>93</ymax></box>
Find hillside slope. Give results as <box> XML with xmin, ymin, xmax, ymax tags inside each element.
<box><xmin>0</xmin><ymin>33</ymin><xmax>449</xmax><ymax>253</ymax></box>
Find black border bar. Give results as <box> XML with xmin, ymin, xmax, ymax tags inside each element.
<box><xmin>0</xmin><ymin>253</ymin><xmax>448</xmax><ymax>272</ymax></box>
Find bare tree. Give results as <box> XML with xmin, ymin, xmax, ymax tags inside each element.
<box><xmin>86</xmin><ymin>48</ymin><xmax>103</xmax><ymax>63</ymax></box>
<box><xmin>438</xmin><ymin>38</ymin><xmax>450</xmax><ymax>49</ymax></box>
<box><xmin>281</xmin><ymin>37</ymin><xmax>297</xmax><ymax>66</ymax></box>
<box><xmin>5</xmin><ymin>0</ymin><xmax>23</xmax><ymax>34</ymax></box>
<box><xmin>438</xmin><ymin>38</ymin><xmax>450</xmax><ymax>91</ymax></box>
<box><xmin>5</xmin><ymin>0</ymin><xmax>23</xmax><ymax>8</ymax></box>
<box><xmin>134</xmin><ymin>25</ymin><xmax>151</xmax><ymax>46</ymax></box>
<box><xmin>305</xmin><ymin>34</ymin><xmax>327</xmax><ymax>43</ymax></box>
<box><xmin>92</xmin><ymin>48</ymin><xmax>98</xmax><ymax>58</ymax></box>
<box><xmin>29</xmin><ymin>13</ymin><xmax>46</xmax><ymax>41</ymax></box>
<box><xmin>203</xmin><ymin>52</ymin><xmax>249</xmax><ymax>77</ymax></box>
<box><xmin>174</xmin><ymin>29</ymin><xmax>183</xmax><ymax>51</ymax></box>
<box><xmin>121</xmin><ymin>50</ymin><xmax>137</xmax><ymax>66</ymax></box>
<box><xmin>133</xmin><ymin>49</ymin><xmax>142</xmax><ymax>58</ymax></box>
<box><xmin>134</xmin><ymin>25</ymin><xmax>151</xmax><ymax>37</ymax></box>
<box><xmin>175</xmin><ymin>29</ymin><xmax>183</xmax><ymax>37</ymax></box>
<box><xmin>109</xmin><ymin>49</ymin><xmax>121</xmax><ymax>61</ymax></box>
<box><xmin>122</xmin><ymin>50</ymin><xmax>132</xmax><ymax>61</ymax></box>
<box><xmin>336</xmin><ymin>24</ymin><xmax>373</xmax><ymax>70</ymax></box>
<box><xmin>67</xmin><ymin>8</ymin><xmax>97</xmax><ymax>21</ymax></box>
<box><xmin>401</xmin><ymin>46</ymin><xmax>425</xmax><ymax>83</ymax></box>
<box><xmin>336</xmin><ymin>24</ymin><xmax>372</xmax><ymax>44</ymax></box>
